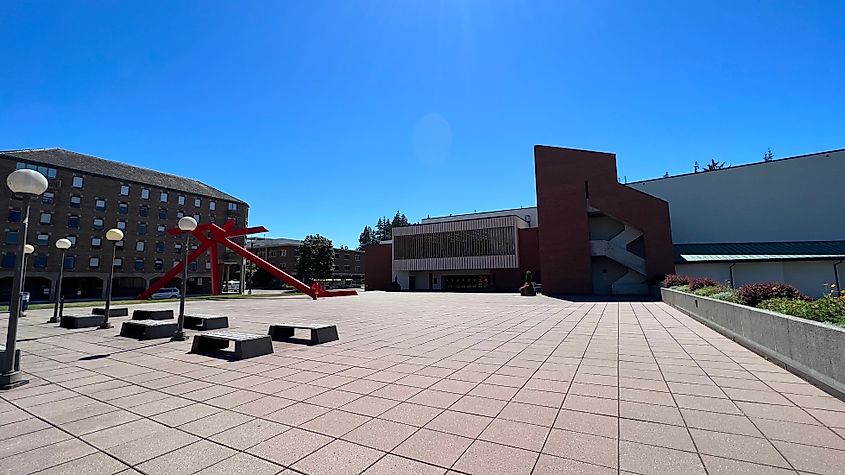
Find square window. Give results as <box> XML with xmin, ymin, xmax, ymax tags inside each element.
<box><xmin>2</xmin><ymin>253</ymin><xmax>15</xmax><ymax>268</ymax></box>
<box><xmin>193</xmin><ymin>214</ymin><xmax>200</xmax><ymax>222</ymax></box>
<box><xmin>113</xmin><ymin>257</ymin><xmax>122</xmax><ymax>268</ymax></box>
<box><xmin>47</xmin><ymin>168</ymin><xmax>56</xmax><ymax>179</ymax></box>
<box><xmin>72</xmin><ymin>176</ymin><xmax>84</xmax><ymax>188</ymax></box>
<box><xmin>178</xmin><ymin>195</ymin><xmax>185</xmax><ymax>205</ymax></box>
<box><xmin>189</xmin><ymin>261</ymin><xmax>198</xmax><ymax>271</ymax></box>
<box><xmin>36</xmin><ymin>233</ymin><xmax>49</xmax><ymax>246</ymax></box>
<box><xmin>177</xmin><ymin>211</ymin><xmax>184</xmax><ymax>218</ymax></box>
<box><xmin>355</xmin><ymin>266</ymin><xmax>361</xmax><ymax>272</ymax></box>
<box><xmin>205</xmin><ymin>261</ymin><xmax>212</xmax><ymax>270</ymax></box>
<box><xmin>138</xmin><ymin>223</ymin><xmax>147</xmax><ymax>235</ymax></box>
<box><xmin>5</xmin><ymin>230</ymin><xmax>18</xmax><ymax>245</ymax></box>
<box><xmin>194</xmin><ymin>198</ymin><xmax>201</xmax><ymax>208</ymax></box>
<box><xmin>136</xmin><ymin>241</ymin><xmax>145</xmax><ymax>252</ymax></box>
<box><xmin>70</xmin><ymin>196</ymin><xmax>81</xmax><ymax>208</ymax></box>
<box><xmin>115</xmin><ymin>240</ymin><xmax>124</xmax><ymax>249</ymax></box>
<box><xmin>118</xmin><ymin>203</ymin><xmax>129</xmax><ymax>215</ymax></box>
<box><xmin>209</xmin><ymin>201</ymin><xmax>216</xmax><ymax>211</ymax></box>
<box><xmin>63</xmin><ymin>255</ymin><xmax>75</xmax><ymax>269</ymax></box>
<box><xmin>34</xmin><ymin>255</ymin><xmax>47</xmax><ymax>268</ymax></box>
<box><xmin>141</xmin><ymin>188</ymin><xmax>150</xmax><ymax>199</ymax></box>
<box><xmin>95</xmin><ymin>199</ymin><xmax>106</xmax><ymax>211</ymax></box>
<box><xmin>67</xmin><ymin>215</ymin><xmax>80</xmax><ymax>228</ymax></box>
<box><xmin>154</xmin><ymin>259</ymin><xmax>163</xmax><ymax>271</ymax></box>
<box><xmin>120</xmin><ymin>184</ymin><xmax>130</xmax><ymax>196</ymax></box>
<box><xmin>8</xmin><ymin>209</ymin><xmax>21</xmax><ymax>223</ymax></box>
<box><xmin>93</xmin><ymin>218</ymin><xmax>104</xmax><ymax>230</ymax></box>
<box><xmin>156</xmin><ymin>242</ymin><xmax>164</xmax><ymax>253</ymax></box>
<box><xmin>117</xmin><ymin>221</ymin><xmax>126</xmax><ymax>230</ymax></box>
<box><xmin>40</xmin><ymin>212</ymin><xmax>52</xmax><ymax>224</ymax></box>
<box><xmin>139</xmin><ymin>205</ymin><xmax>149</xmax><ymax>217</ymax></box>
<box><xmin>157</xmin><ymin>225</ymin><xmax>166</xmax><ymax>236</ymax></box>
<box><xmin>89</xmin><ymin>257</ymin><xmax>100</xmax><ymax>268</ymax></box>
<box><xmin>160</xmin><ymin>192</ymin><xmax>168</xmax><ymax>203</ymax></box>
<box><xmin>67</xmin><ymin>236</ymin><xmax>77</xmax><ymax>247</ymax></box>
<box><xmin>91</xmin><ymin>237</ymin><xmax>102</xmax><ymax>249</ymax></box>
<box><xmin>159</xmin><ymin>208</ymin><xmax>167</xmax><ymax>219</ymax></box>
<box><xmin>42</xmin><ymin>192</ymin><xmax>55</xmax><ymax>204</ymax></box>
<box><xmin>134</xmin><ymin>258</ymin><xmax>144</xmax><ymax>271</ymax></box>
<box><xmin>228</xmin><ymin>202</ymin><xmax>237</xmax><ymax>211</ymax></box>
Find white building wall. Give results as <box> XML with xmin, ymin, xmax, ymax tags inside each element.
<box><xmin>422</xmin><ymin>207</ymin><xmax>538</xmax><ymax>228</ymax></box>
<box><xmin>628</xmin><ymin>150</ymin><xmax>845</xmax><ymax>243</ymax></box>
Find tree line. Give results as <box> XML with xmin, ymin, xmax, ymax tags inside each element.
<box><xmin>358</xmin><ymin>211</ymin><xmax>410</xmax><ymax>249</ymax></box>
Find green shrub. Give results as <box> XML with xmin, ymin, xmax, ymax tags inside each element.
<box><xmin>760</xmin><ymin>296</ymin><xmax>845</xmax><ymax>325</ymax></box>
<box><xmin>671</xmin><ymin>285</ymin><xmax>690</xmax><ymax>292</ymax></box>
<box><xmin>693</xmin><ymin>285</ymin><xmax>726</xmax><ymax>297</ymax></box>
<box><xmin>711</xmin><ymin>290</ymin><xmax>739</xmax><ymax>303</ymax></box>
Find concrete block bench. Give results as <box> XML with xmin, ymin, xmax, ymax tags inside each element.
<box><xmin>191</xmin><ymin>331</ymin><xmax>273</xmax><ymax>360</ymax></box>
<box><xmin>92</xmin><ymin>307</ymin><xmax>129</xmax><ymax>317</ymax></box>
<box><xmin>268</xmin><ymin>323</ymin><xmax>339</xmax><ymax>345</ymax></box>
<box><xmin>120</xmin><ymin>320</ymin><xmax>178</xmax><ymax>340</ymax></box>
<box><xmin>184</xmin><ymin>314</ymin><xmax>229</xmax><ymax>331</ymax></box>
<box><xmin>60</xmin><ymin>314</ymin><xmax>106</xmax><ymax>329</ymax></box>
<box><xmin>132</xmin><ymin>309</ymin><xmax>174</xmax><ymax>320</ymax></box>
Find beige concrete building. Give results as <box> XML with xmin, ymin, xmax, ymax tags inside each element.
<box><xmin>1</xmin><ymin>148</ymin><xmax>249</xmax><ymax>302</ymax></box>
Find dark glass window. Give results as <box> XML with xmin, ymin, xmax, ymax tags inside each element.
<box><xmin>139</xmin><ymin>205</ymin><xmax>149</xmax><ymax>217</ymax></box>
<box><xmin>189</xmin><ymin>261</ymin><xmax>198</xmax><ymax>271</ymax></box>
<box><xmin>89</xmin><ymin>257</ymin><xmax>100</xmax><ymax>268</ymax></box>
<box><xmin>157</xmin><ymin>225</ymin><xmax>166</xmax><ymax>236</ymax></box>
<box><xmin>63</xmin><ymin>255</ymin><xmax>75</xmax><ymax>269</ymax></box>
<box><xmin>68</xmin><ymin>215</ymin><xmax>80</xmax><ymax>228</ymax></box>
<box><xmin>138</xmin><ymin>223</ymin><xmax>147</xmax><ymax>235</ymax></box>
<box><xmin>159</xmin><ymin>208</ymin><xmax>167</xmax><ymax>219</ymax></box>
<box><xmin>42</xmin><ymin>192</ymin><xmax>55</xmax><ymax>204</ymax></box>
<box><xmin>93</xmin><ymin>218</ymin><xmax>104</xmax><ymax>230</ymax></box>
<box><xmin>36</xmin><ymin>233</ymin><xmax>49</xmax><ymax>246</ymax></box>
<box><xmin>40</xmin><ymin>212</ymin><xmax>52</xmax><ymax>224</ymax></box>
<box><xmin>156</xmin><ymin>242</ymin><xmax>164</xmax><ymax>253</ymax></box>
<box><xmin>34</xmin><ymin>255</ymin><xmax>47</xmax><ymax>268</ymax></box>
<box><xmin>95</xmin><ymin>199</ymin><xmax>106</xmax><ymax>211</ymax></box>
<box><xmin>118</xmin><ymin>203</ymin><xmax>129</xmax><ymax>215</ymax></box>
<box><xmin>154</xmin><ymin>259</ymin><xmax>163</xmax><ymax>271</ymax></box>
<box><xmin>5</xmin><ymin>230</ymin><xmax>18</xmax><ymax>245</ymax></box>
<box><xmin>1</xmin><ymin>253</ymin><xmax>15</xmax><ymax>268</ymax></box>
<box><xmin>70</xmin><ymin>196</ymin><xmax>81</xmax><ymax>208</ymax></box>
<box><xmin>134</xmin><ymin>258</ymin><xmax>144</xmax><ymax>271</ymax></box>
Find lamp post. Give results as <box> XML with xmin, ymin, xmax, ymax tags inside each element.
<box><xmin>100</xmin><ymin>228</ymin><xmax>124</xmax><ymax>330</ymax></box>
<box><xmin>1</xmin><ymin>169</ymin><xmax>48</xmax><ymax>390</ymax></box>
<box><xmin>21</xmin><ymin>243</ymin><xmax>34</xmax><ymax>285</ymax></box>
<box><xmin>173</xmin><ymin>216</ymin><xmax>197</xmax><ymax>341</ymax></box>
<box><xmin>49</xmin><ymin>238</ymin><xmax>72</xmax><ymax>323</ymax></box>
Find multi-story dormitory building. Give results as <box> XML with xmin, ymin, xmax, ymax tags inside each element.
<box><xmin>246</xmin><ymin>238</ymin><xmax>365</xmax><ymax>287</ymax></box>
<box><xmin>1</xmin><ymin>148</ymin><xmax>249</xmax><ymax>302</ymax></box>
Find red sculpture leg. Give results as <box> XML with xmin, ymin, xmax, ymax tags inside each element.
<box><xmin>210</xmin><ymin>242</ymin><xmax>220</xmax><ymax>295</ymax></box>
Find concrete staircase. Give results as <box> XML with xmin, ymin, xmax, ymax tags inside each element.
<box><xmin>589</xmin><ymin>224</ymin><xmax>648</xmax><ymax>295</ymax></box>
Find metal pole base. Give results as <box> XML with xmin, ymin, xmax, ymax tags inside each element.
<box><xmin>0</xmin><ymin>371</ymin><xmax>29</xmax><ymax>390</ymax></box>
<box><xmin>171</xmin><ymin>332</ymin><xmax>187</xmax><ymax>342</ymax></box>
<box><xmin>98</xmin><ymin>322</ymin><xmax>113</xmax><ymax>330</ymax></box>
<box><xmin>47</xmin><ymin>316</ymin><xmax>59</xmax><ymax>324</ymax></box>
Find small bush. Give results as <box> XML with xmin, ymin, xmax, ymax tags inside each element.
<box><xmin>711</xmin><ymin>290</ymin><xmax>739</xmax><ymax>303</ymax></box>
<box><xmin>693</xmin><ymin>285</ymin><xmax>725</xmax><ymax>297</ymax></box>
<box><xmin>662</xmin><ymin>274</ymin><xmax>689</xmax><ymax>288</ymax></box>
<box><xmin>760</xmin><ymin>296</ymin><xmax>845</xmax><ymax>325</ymax></box>
<box><xmin>759</xmin><ymin>298</ymin><xmax>810</xmax><ymax>318</ymax></box>
<box><xmin>672</xmin><ymin>284</ymin><xmax>690</xmax><ymax>292</ymax></box>
<box><xmin>737</xmin><ymin>282</ymin><xmax>802</xmax><ymax>307</ymax></box>
<box><xmin>688</xmin><ymin>277</ymin><xmax>720</xmax><ymax>291</ymax></box>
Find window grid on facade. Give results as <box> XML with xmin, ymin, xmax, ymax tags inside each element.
<box><xmin>394</xmin><ymin>226</ymin><xmax>516</xmax><ymax>260</ymax></box>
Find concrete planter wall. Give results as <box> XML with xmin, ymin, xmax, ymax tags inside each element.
<box><xmin>661</xmin><ymin>287</ymin><xmax>845</xmax><ymax>400</ymax></box>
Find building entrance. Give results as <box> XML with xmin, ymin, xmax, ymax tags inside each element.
<box><xmin>443</xmin><ymin>275</ymin><xmax>491</xmax><ymax>292</ymax></box>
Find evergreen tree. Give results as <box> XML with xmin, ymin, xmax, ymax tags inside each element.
<box><xmin>694</xmin><ymin>161</ymin><xmax>700</xmax><ymax>173</ymax></box>
<box><xmin>663</xmin><ymin>172</ymin><xmax>669</xmax><ymax>178</ymax></box>
<box><xmin>297</xmin><ymin>234</ymin><xmax>334</xmax><ymax>284</ymax></box>
<box><xmin>763</xmin><ymin>148</ymin><xmax>774</xmax><ymax>162</ymax></box>
<box><xmin>391</xmin><ymin>211</ymin><xmax>410</xmax><ymax>228</ymax></box>
<box><xmin>375</xmin><ymin>216</ymin><xmax>392</xmax><ymax>240</ymax></box>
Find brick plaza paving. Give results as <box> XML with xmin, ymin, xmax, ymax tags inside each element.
<box><xmin>1</xmin><ymin>292</ymin><xmax>845</xmax><ymax>474</ymax></box>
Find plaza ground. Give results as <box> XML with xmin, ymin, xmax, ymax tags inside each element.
<box><xmin>1</xmin><ymin>292</ymin><xmax>844</xmax><ymax>474</ymax></box>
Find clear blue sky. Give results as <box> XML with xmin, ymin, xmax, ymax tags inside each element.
<box><xmin>2</xmin><ymin>1</ymin><xmax>843</xmax><ymax>248</ymax></box>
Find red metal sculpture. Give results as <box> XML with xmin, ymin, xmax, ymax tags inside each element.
<box><xmin>138</xmin><ymin>218</ymin><xmax>357</xmax><ymax>300</ymax></box>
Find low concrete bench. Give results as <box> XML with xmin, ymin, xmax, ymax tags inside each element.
<box><xmin>132</xmin><ymin>309</ymin><xmax>174</xmax><ymax>320</ymax></box>
<box><xmin>60</xmin><ymin>314</ymin><xmax>105</xmax><ymax>329</ymax></box>
<box><xmin>120</xmin><ymin>320</ymin><xmax>178</xmax><ymax>340</ymax></box>
<box><xmin>191</xmin><ymin>331</ymin><xmax>273</xmax><ymax>360</ymax></box>
<box><xmin>268</xmin><ymin>323</ymin><xmax>339</xmax><ymax>345</ymax></box>
<box><xmin>92</xmin><ymin>307</ymin><xmax>129</xmax><ymax>317</ymax></box>
<box><xmin>184</xmin><ymin>314</ymin><xmax>229</xmax><ymax>331</ymax></box>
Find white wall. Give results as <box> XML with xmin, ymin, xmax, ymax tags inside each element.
<box><xmin>629</xmin><ymin>150</ymin><xmax>845</xmax><ymax>243</ymax></box>
<box><xmin>677</xmin><ymin>260</ymin><xmax>841</xmax><ymax>298</ymax></box>
<box><xmin>422</xmin><ymin>207</ymin><xmax>538</xmax><ymax>228</ymax></box>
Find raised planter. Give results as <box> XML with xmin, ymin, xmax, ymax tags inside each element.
<box><xmin>662</xmin><ymin>287</ymin><xmax>845</xmax><ymax>401</ymax></box>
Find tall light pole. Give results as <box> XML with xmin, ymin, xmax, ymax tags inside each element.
<box><xmin>100</xmin><ymin>228</ymin><xmax>124</xmax><ymax>330</ymax></box>
<box><xmin>173</xmin><ymin>216</ymin><xmax>197</xmax><ymax>341</ymax></box>
<box><xmin>21</xmin><ymin>243</ymin><xmax>34</xmax><ymax>287</ymax></box>
<box><xmin>49</xmin><ymin>238</ymin><xmax>72</xmax><ymax>323</ymax></box>
<box><xmin>1</xmin><ymin>169</ymin><xmax>48</xmax><ymax>390</ymax></box>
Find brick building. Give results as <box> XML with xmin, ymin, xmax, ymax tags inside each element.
<box><xmin>246</xmin><ymin>238</ymin><xmax>364</xmax><ymax>288</ymax></box>
<box><xmin>1</xmin><ymin>148</ymin><xmax>249</xmax><ymax>302</ymax></box>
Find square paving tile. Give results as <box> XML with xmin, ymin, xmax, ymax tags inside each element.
<box><xmin>342</xmin><ymin>418</ymin><xmax>417</xmax><ymax>452</ymax></box>
<box><xmin>544</xmin><ymin>428</ymin><xmax>617</xmax><ymax>468</ymax></box>
<box><xmin>453</xmin><ymin>440</ymin><xmax>539</xmax><ymax>475</ymax></box>
<box><xmin>292</xmin><ymin>439</ymin><xmax>384</xmax><ymax>475</ymax></box>
<box><xmin>362</xmin><ymin>454</ymin><xmax>447</xmax><ymax>474</ymax></box>
<box><xmin>393</xmin><ymin>428</ymin><xmax>473</xmax><ymax>468</ymax></box>
<box><xmin>248</xmin><ymin>426</ymin><xmax>332</xmax><ymax>466</ymax></box>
